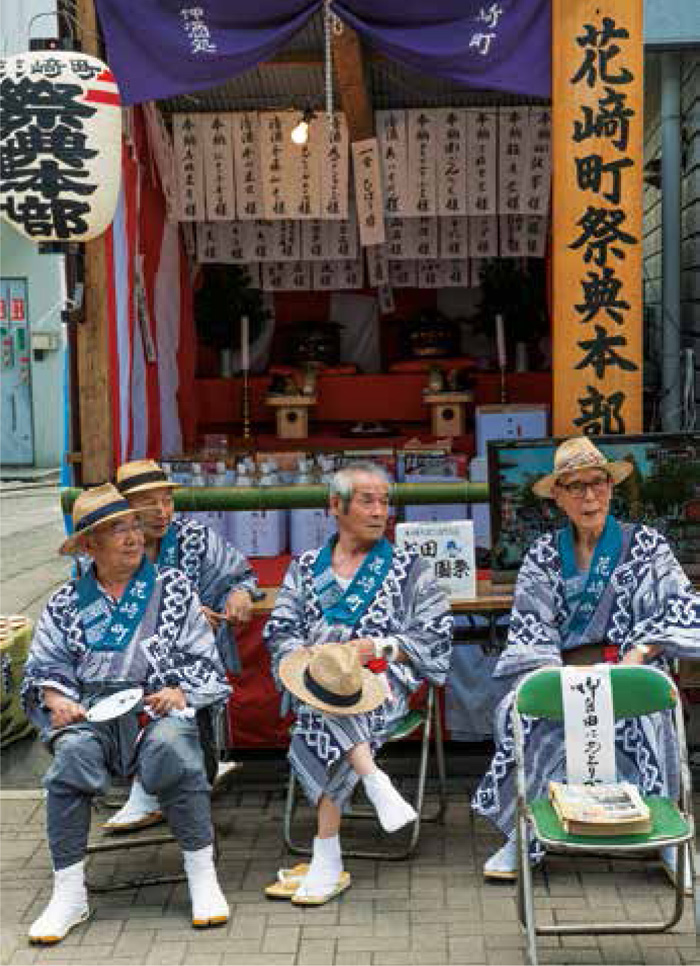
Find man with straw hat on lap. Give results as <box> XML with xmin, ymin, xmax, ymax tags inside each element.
<box><xmin>22</xmin><ymin>484</ymin><xmax>231</xmax><ymax>944</ymax></box>
<box><xmin>97</xmin><ymin>458</ymin><xmax>260</xmax><ymax>832</ymax></box>
<box><xmin>264</xmin><ymin>461</ymin><xmax>453</xmax><ymax>905</ymax></box>
<box><xmin>472</xmin><ymin>436</ymin><xmax>700</xmax><ymax>888</ymax></box>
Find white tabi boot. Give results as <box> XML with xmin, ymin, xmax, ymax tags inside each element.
<box><xmin>362</xmin><ymin>768</ymin><xmax>417</xmax><ymax>833</ymax></box>
<box><xmin>183</xmin><ymin>844</ymin><xmax>229</xmax><ymax>928</ymax></box>
<box><xmin>101</xmin><ymin>777</ymin><xmax>163</xmax><ymax>832</ymax></box>
<box><xmin>28</xmin><ymin>861</ymin><xmax>90</xmax><ymax>944</ymax></box>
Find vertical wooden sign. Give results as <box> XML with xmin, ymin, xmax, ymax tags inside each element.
<box><xmin>552</xmin><ymin>0</ymin><xmax>643</xmax><ymax>435</ymax></box>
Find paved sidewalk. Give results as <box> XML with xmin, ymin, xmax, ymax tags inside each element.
<box><xmin>1</xmin><ymin>780</ymin><xmax>697</xmax><ymax>966</ymax></box>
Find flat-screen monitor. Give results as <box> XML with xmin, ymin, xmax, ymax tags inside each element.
<box><xmin>487</xmin><ymin>433</ymin><xmax>700</xmax><ymax>584</ymax></box>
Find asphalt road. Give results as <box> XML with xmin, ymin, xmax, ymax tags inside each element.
<box><xmin>0</xmin><ymin>483</ymin><xmax>71</xmax><ymax>621</ymax></box>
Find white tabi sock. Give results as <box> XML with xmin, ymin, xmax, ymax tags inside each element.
<box><xmin>362</xmin><ymin>768</ymin><xmax>417</xmax><ymax>833</ymax></box>
<box><xmin>295</xmin><ymin>835</ymin><xmax>343</xmax><ymax>899</ymax></box>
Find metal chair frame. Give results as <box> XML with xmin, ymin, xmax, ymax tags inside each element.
<box><xmin>283</xmin><ymin>681</ymin><xmax>447</xmax><ymax>861</ymax></box>
<box><xmin>86</xmin><ymin>703</ymin><xmax>228</xmax><ymax>892</ymax></box>
<box><xmin>512</xmin><ymin>666</ymin><xmax>695</xmax><ymax>966</ymax></box>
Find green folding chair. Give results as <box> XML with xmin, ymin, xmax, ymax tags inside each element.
<box><xmin>283</xmin><ymin>681</ymin><xmax>447</xmax><ymax>860</ymax></box>
<box><xmin>512</xmin><ymin>665</ymin><xmax>695</xmax><ymax>966</ymax></box>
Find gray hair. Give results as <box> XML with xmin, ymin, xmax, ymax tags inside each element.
<box><xmin>329</xmin><ymin>461</ymin><xmax>391</xmax><ymax>513</ymax></box>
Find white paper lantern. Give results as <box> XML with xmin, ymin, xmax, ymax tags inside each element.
<box><xmin>0</xmin><ymin>51</ymin><xmax>122</xmax><ymax>243</ymax></box>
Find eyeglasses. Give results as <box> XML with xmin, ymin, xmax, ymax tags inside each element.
<box><xmin>109</xmin><ymin>520</ymin><xmax>144</xmax><ymax>538</ymax></box>
<box><xmin>555</xmin><ymin>476</ymin><xmax>611</xmax><ymax>498</ymax></box>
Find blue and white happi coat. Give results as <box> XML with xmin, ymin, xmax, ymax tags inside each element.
<box><xmin>472</xmin><ymin>522</ymin><xmax>700</xmax><ymax>835</ymax></box>
<box><xmin>264</xmin><ymin>543</ymin><xmax>453</xmax><ymax>810</ymax></box>
<box><xmin>152</xmin><ymin>516</ymin><xmax>259</xmax><ymax>613</ymax></box>
<box><xmin>22</xmin><ymin>564</ymin><xmax>231</xmax><ymax>741</ymax></box>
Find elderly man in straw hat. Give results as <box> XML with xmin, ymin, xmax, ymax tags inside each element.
<box><xmin>21</xmin><ymin>484</ymin><xmax>231</xmax><ymax>944</ymax></box>
<box><xmin>95</xmin><ymin>458</ymin><xmax>260</xmax><ymax>832</ymax></box>
<box><xmin>263</xmin><ymin>461</ymin><xmax>453</xmax><ymax>904</ymax></box>
<box><xmin>472</xmin><ymin>436</ymin><xmax>700</xmax><ymax>887</ymax></box>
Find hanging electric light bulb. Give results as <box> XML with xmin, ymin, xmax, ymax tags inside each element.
<box><xmin>291</xmin><ymin>107</ymin><xmax>315</xmax><ymax>145</ymax></box>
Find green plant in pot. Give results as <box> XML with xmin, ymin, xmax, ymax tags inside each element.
<box><xmin>195</xmin><ymin>264</ymin><xmax>269</xmax><ymax>361</ymax></box>
<box><xmin>478</xmin><ymin>260</ymin><xmax>547</xmax><ymax>369</ymax></box>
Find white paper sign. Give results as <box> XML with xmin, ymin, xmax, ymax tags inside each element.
<box><xmin>232</xmin><ymin>112</ymin><xmax>263</xmax><ymax>220</ymax></box>
<box><xmin>294</xmin><ymin>123</ymin><xmax>322</xmax><ymax>219</ymax></box>
<box><xmin>219</xmin><ymin>222</ymin><xmax>255</xmax><ymax>263</ymax></box>
<box><xmin>440</xmin><ymin>217</ymin><xmax>470</xmax><ymax>259</ymax></box>
<box><xmin>196</xmin><ymin>223</ymin><xmax>220</xmax><ymax>262</ymax></box>
<box><xmin>376</xmin><ymin>110</ymin><xmax>409</xmax><ymax>216</ymax></box>
<box><xmin>435</xmin><ymin>109</ymin><xmax>468</xmax><ymax>216</ymax></box>
<box><xmin>386</xmin><ymin>217</ymin><xmax>415</xmax><ymax>260</ymax></box>
<box><xmin>469</xmin><ymin>215</ymin><xmax>498</xmax><ymax>257</ymax></box>
<box><xmin>337</xmin><ymin>257</ymin><xmax>364</xmax><ymax>290</ymax></box>
<box><xmin>415</xmin><ymin>217</ymin><xmax>438</xmax><ymax>259</ymax></box>
<box><xmin>524</xmin><ymin>216</ymin><xmax>548</xmax><ymax>257</ymax></box>
<box><xmin>321</xmin><ymin>113</ymin><xmax>349</xmax><ymax>219</ymax></box>
<box><xmin>173</xmin><ymin>114</ymin><xmax>205</xmax><ymax>221</ymax></box>
<box><xmin>270</xmin><ymin>220</ymin><xmax>301</xmax><ymax>261</ymax></box>
<box><xmin>261</xmin><ymin>262</ymin><xmax>285</xmax><ymax>291</ymax></box>
<box><xmin>283</xmin><ymin>261</ymin><xmax>312</xmax><ymax>290</ymax></box>
<box><xmin>352</xmin><ymin>138</ymin><xmax>386</xmax><ymax>246</ymax></box>
<box><xmin>252</xmin><ymin>220</ymin><xmax>273</xmax><ymax>261</ymax></box>
<box><xmin>396</xmin><ymin>521</ymin><xmax>476</xmax><ymax>600</ymax></box>
<box><xmin>389</xmin><ymin>260</ymin><xmax>417</xmax><ymax>288</ymax></box>
<box><xmin>441</xmin><ymin>259</ymin><xmax>470</xmax><ymax>287</ymax></box>
<box><xmin>302</xmin><ymin>220</ymin><xmax>326</xmax><ymax>260</ymax></box>
<box><xmin>562</xmin><ymin>666</ymin><xmax>616</xmax><ymax>784</ymax></box>
<box><xmin>524</xmin><ymin>108</ymin><xmax>552</xmax><ymax>215</ymax></box>
<box><xmin>417</xmin><ymin>260</ymin><xmax>443</xmax><ymax>288</ymax></box>
<box><xmin>499</xmin><ymin>214</ymin><xmax>526</xmax><ymax>257</ymax></box>
<box><xmin>406</xmin><ymin>109</ymin><xmax>437</xmax><ymax>217</ymax></box>
<box><xmin>326</xmin><ymin>212</ymin><xmax>358</xmax><ymax>259</ymax></box>
<box><xmin>312</xmin><ymin>261</ymin><xmax>339</xmax><ymax>290</ymax></box>
<box><xmin>498</xmin><ymin>107</ymin><xmax>531</xmax><ymax>215</ymax></box>
<box><xmin>203</xmin><ymin>113</ymin><xmax>235</xmax><ymax>220</ymax></box>
<box><xmin>466</xmin><ymin>110</ymin><xmax>497</xmax><ymax>215</ymax></box>
<box><xmin>260</xmin><ymin>112</ymin><xmax>298</xmax><ymax>219</ymax></box>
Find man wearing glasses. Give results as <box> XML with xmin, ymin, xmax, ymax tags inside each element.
<box><xmin>22</xmin><ymin>484</ymin><xmax>231</xmax><ymax>944</ymax></box>
<box><xmin>472</xmin><ymin>436</ymin><xmax>700</xmax><ymax>889</ymax></box>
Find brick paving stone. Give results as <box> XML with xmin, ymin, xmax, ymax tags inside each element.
<box><xmin>374</xmin><ymin>912</ymin><xmax>411</xmax><ymax>937</ymax></box>
<box><xmin>78</xmin><ymin>919</ymin><xmax>123</xmax><ymax>944</ymax></box>
<box><xmin>640</xmin><ymin>950</ymin><xmax>683</xmax><ymax>965</ymax></box>
<box><xmin>338</xmin><ymin>900</ymin><xmax>373</xmax><ymax>925</ymax></box>
<box><xmin>3</xmin><ymin>951</ymin><xmax>38</xmax><ymax>965</ymax></box>
<box><xmin>336</xmin><ymin>936</ymin><xmax>410</xmax><ymax>954</ymax></box>
<box><xmin>182</xmin><ymin>956</ymin><xmax>224</xmax><ymax>966</ymax></box>
<box><xmin>261</xmin><ymin>926</ymin><xmax>301</xmax><ymax>954</ymax></box>
<box><xmin>596</xmin><ymin>936</ymin><xmax>643</xmax><ymax>964</ymax></box>
<box><xmin>295</xmin><ymin>939</ymin><xmax>337</xmax><ymax>964</ymax></box>
<box><xmin>537</xmin><ymin>950</ymin><xmax>603</xmax><ymax>965</ymax></box>
<box><xmin>112</xmin><ymin>929</ymin><xmax>156</xmax><ymax>958</ymax></box>
<box><xmin>143</xmin><ymin>941</ymin><xmax>188</xmax><ymax>965</ymax></box>
<box><xmin>335</xmin><ymin>952</ymin><xmax>372</xmax><ymax>965</ymax></box>
<box><xmin>216</xmin><ymin>956</ymin><xmax>296</xmax><ymax>965</ymax></box>
<box><xmin>679</xmin><ymin>951</ymin><xmax>700</xmax><ymax>965</ymax></box>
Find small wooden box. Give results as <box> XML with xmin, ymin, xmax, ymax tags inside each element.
<box><xmin>265</xmin><ymin>395</ymin><xmax>317</xmax><ymax>439</ymax></box>
<box><xmin>423</xmin><ymin>391</ymin><xmax>473</xmax><ymax>437</ymax></box>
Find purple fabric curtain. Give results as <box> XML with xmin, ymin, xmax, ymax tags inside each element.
<box><xmin>336</xmin><ymin>0</ymin><xmax>551</xmax><ymax>100</ymax></box>
<box><xmin>95</xmin><ymin>0</ymin><xmax>551</xmax><ymax>107</ymax></box>
<box><xmin>94</xmin><ymin>0</ymin><xmax>322</xmax><ymax>105</ymax></box>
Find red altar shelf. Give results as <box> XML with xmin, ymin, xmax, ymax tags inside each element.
<box><xmin>194</xmin><ymin>371</ymin><xmax>552</xmax><ymax>433</ymax></box>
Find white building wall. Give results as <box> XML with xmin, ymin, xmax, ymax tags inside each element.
<box><xmin>1</xmin><ymin>0</ymin><xmax>64</xmax><ymax>467</ymax></box>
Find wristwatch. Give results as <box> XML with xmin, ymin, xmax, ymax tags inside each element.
<box><xmin>634</xmin><ymin>643</ymin><xmax>652</xmax><ymax>661</ymax></box>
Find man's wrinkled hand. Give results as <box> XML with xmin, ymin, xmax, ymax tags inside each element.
<box><xmin>144</xmin><ymin>686</ymin><xmax>187</xmax><ymax>716</ymax></box>
<box><xmin>224</xmin><ymin>589</ymin><xmax>253</xmax><ymax>628</ymax></box>
<box><xmin>43</xmin><ymin>690</ymin><xmax>86</xmax><ymax>729</ymax></box>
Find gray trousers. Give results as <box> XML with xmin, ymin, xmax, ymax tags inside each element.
<box><xmin>43</xmin><ymin>716</ymin><xmax>212</xmax><ymax>870</ymax></box>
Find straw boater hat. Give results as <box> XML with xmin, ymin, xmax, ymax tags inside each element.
<box><xmin>60</xmin><ymin>483</ymin><xmax>138</xmax><ymax>555</ymax></box>
<box><xmin>116</xmin><ymin>459</ymin><xmax>178</xmax><ymax>497</ymax></box>
<box><xmin>533</xmin><ymin>436</ymin><xmax>633</xmax><ymax>499</ymax></box>
<box><xmin>279</xmin><ymin>643</ymin><xmax>386</xmax><ymax>716</ymax></box>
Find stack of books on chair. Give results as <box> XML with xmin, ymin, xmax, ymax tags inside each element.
<box><xmin>548</xmin><ymin>781</ymin><xmax>652</xmax><ymax>836</ymax></box>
